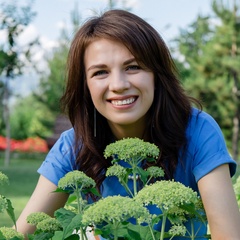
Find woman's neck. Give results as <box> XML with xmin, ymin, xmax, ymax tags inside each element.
<box><xmin>108</xmin><ymin>120</ymin><xmax>148</xmax><ymax>140</ymax></box>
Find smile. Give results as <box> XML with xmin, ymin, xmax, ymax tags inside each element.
<box><xmin>111</xmin><ymin>97</ymin><xmax>136</xmax><ymax>106</ymax></box>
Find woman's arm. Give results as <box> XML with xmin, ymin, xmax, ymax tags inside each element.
<box><xmin>15</xmin><ymin>175</ymin><xmax>69</xmax><ymax>237</ymax></box>
<box><xmin>198</xmin><ymin>164</ymin><xmax>240</xmax><ymax>240</ymax></box>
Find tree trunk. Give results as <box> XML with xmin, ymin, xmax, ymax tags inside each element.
<box><xmin>3</xmin><ymin>77</ymin><xmax>11</xmax><ymax>167</ymax></box>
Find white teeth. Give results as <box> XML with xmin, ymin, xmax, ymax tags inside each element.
<box><xmin>111</xmin><ymin>97</ymin><xmax>135</xmax><ymax>106</ymax></box>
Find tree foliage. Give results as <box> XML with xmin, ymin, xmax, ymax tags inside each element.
<box><xmin>0</xmin><ymin>0</ymin><xmax>37</xmax><ymax>165</ymax></box>
<box><xmin>174</xmin><ymin>0</ymin><xmax>240</xmax><ymax>160</ymax></box>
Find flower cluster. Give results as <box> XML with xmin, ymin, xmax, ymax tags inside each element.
<box><xmin>0</xmin><ymin>195</ymin><xmax>8</xmax><ymax>213</ymax></box>
<box><xmin>135</xmin><ymin>180</ymin><xmax>199</xmax><ymax>221</ymax></box>
<box><xmin>0</xmin><ymin>227</ymin><xmax>24</xmax><ymax>240</ymax></box>
<box><xmin>168</xmin><ymin>224</ymin><xmax>187</xmax><ymax>237</ymax></box>
<box><xmin>36</xmin><ymin>218</ymin><xmax>62</xmax><ymax>232</ymax></box>
<box><xmin>106</xmin><ymin>164</ymin><xmax>127</xmax><ymax>179</ymax></box>
<box><xmin>147</xmin><ymin>166</ymin><xmax>165</xmax><ymax>178</ymax></box>
<box><xmin>0</xmin><ymin>171</ymin><xmax>9</xmax><ymax>186</ymax></box>
<box><xmin>58</xmin><ymin>170</ymin><xmax>96</xmax><ymax>191</ymax></box>
<box><xmin>82</xmin><ymin>195</ymin><xmax>151</xmax><ymax>226</ymax></box>
<box><xmin>104</xmin><ymin>138</ymin><xmax>159</xmax><ymax>163</ymax></box>
<box><xmin>27</xmin><ymin>212</ymin><xmax>62</xmax><ymax>233</ymax></box>
<box><xmin>27</xmin><ymin>212</ymin><xmax>51</xmax><ymax>226</ymax></box>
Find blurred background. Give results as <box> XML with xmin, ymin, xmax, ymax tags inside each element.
<box><xmin>0</xmin><ymin>0</ymin><xmax>240</xmax><ymax>226</ymax></box>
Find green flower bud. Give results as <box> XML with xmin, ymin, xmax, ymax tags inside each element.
<box><xmin>0</xmin><ymin>195</ymin><xmax>8</xmax><ymax>213</ymax></box>
<box><xmin>147</xmin><ymin>166</ymin><xmax>165</xmax><ymax>178</ymax></box>
<box><xmin>58</xmin><ymin>170</ymin><xmax>95</xmax><ymax>190</ymax></box>
<box><xmin>0</xmin><ymin>227</ymin><xmax>24</xmax><ymax>240</ymax></box>
<box><xmin>27</xmin><ymin>212</ymin><xmax>51</xmax><ymax>226</ymax></box>
<box><xmin>135</xmin><ymin>180</ymin><xmax>198</xmax><ymax>212</ymax></box>
<box><xmin>82</xmin><ymin>195</ymin><xmax>151</xmax><ymax>226</ymax></box>
<box><xmin>36</xmin><ymin>218</ymin><xmax>62</xmax><ymax>232</ymax></box>
<box><xmin>0</xmin><ymin>172</ymin><xmax>9</xmax><ymax>186</ymax></box>
<box><xmin>106</xmin><ymin>164</ymin><xmax>127</xmax><ymax>178</ymax></box>
<box><xmin>104</xmin><ymin>138</ymin><xmax>160</xmax><ymax>162</ymax></box>
<box><xmin>169</xmin><ymin>224</ymin><xmax>187</xmax><ymax>237</ymax></box>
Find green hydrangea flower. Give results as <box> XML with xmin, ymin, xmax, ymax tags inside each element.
<box><xmin>82</xmin><ymin>195</ymin><xmax>151</xmax><ymax>226</ymax></box>
<box><xmin>135</xmin><ymin>180</ymin><xmax>198</xmax><ymax>213</ymax></box>
<box><xmin>104</xmin><ymin>138</ymin><xmax>160</xmax><ymax>163</ymax></box>
<box><xmin>147</xmin><ymin>166</ymin><xmax>165</xmax><ymax>178</ymax></box>
<box><xmin>27</xmin><ymin>212</ymin><xmax>51</xmax><ymax>226</ymax></box>
<box><xmin>58</xmin><ymin>170</ymin><xmax>96</xmax><ymax>190</ymax></box>
<box><xmin>36</xmin><ymin>218</ymin><xmax>62</xmax><ymax>232</ymax></box>
<box><xmin>0</xmin><ymin>195</ymin><xmax>8</xmax><ymax>213</ymax></box>
<box><xmin>0</xmin><ymin>171</ymin><xmax>9</xmax><ymax>186</ymax></box>
<box><xmin>106</xmin><ymin>164</ymin><xmax>127</xmax><ymax>178</ymax></box>
<box><xmin>169</xmin><ymin>224</ymin><xmax>187</xmax><ymax>238</ymax></box>
<box><xmin>0</xmin><ymin>226</ymin><xmax>24</xmax><ymax>240</ymax></box>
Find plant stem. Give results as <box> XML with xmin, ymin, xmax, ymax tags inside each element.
<box><xmin>75</xmin><ymin>184</ymin><xmax>85</xmax><ymax>239</ymax></box>
<box><xmin>113</xmin><ymin>222</ymin><xmax>119</xmax><ymax>240</ymax></box>
<box><xmin>149</xmin><ymin>224</ymin><xmax>157</xmax><ymax>240</ymax></box>
<box><xmin>122</xmin><ymin>181</ymin><xmax>134</xmax><ymax>198</ymax></box>
<box><xmin>132</xmin><ymin>167</ymin><xmax>138</xmax><ymax>196</ymax></box>
<box><xmin>160</xmin><ymin>214</ymin><xmax>167</xmax><ymax>240</ymax></box>
<box><xmin>190</xmin><ymin>219</ymin><xmax>195</xmax><ymax>240</ymax></box>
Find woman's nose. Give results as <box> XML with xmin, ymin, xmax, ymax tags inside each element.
<box><xmin>108</xmin><ymin>71</ymin><xmax>131</xmax><ymax>92</ymax></box>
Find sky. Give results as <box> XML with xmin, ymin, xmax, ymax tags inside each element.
<box><xmin>0</xmin><ymin>0</ymin><xmax>213</xmax><ymax>98</ymax></box>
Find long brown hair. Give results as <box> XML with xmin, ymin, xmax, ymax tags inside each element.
<box><xmin>61</xmin><ymin>9</ymin><xmax>201</xmax><ymax>189</ymax></box>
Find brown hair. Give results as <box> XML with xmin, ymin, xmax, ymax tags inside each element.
<box><xmin>61</xmin><ymin>9</ymin><xmax>201</xmax><ymax>189</ymax></box>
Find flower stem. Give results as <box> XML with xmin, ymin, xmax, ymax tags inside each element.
<box><xmin>190</xmin><ymin>219</ymin><xmax>195</xmax><ymax>240</ymax></box>
<box><xmin>149</xmin><ymin>224</ymin><xmax>157</xmax><ymax>240</ymax></box>
<box><xmin>75</xmin><ymin>184</ymin><xmax>86</xmax><ymax>239</ymax></box>
<box><xmin>160</xmin><ymin>214</ymin><xmax>167</xmax><ymax>240</ymax></box>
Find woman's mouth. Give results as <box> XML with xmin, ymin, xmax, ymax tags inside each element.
<box><xmin>111</xmin><ymin>97</ymin><xmax>137</xmax><ymax>106</ymax></box>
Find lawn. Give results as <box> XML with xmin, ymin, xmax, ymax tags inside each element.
<box><xmin>0</xmin><ymin>152</ymin><xmax>46</xmax><ymax>227</ymax></box>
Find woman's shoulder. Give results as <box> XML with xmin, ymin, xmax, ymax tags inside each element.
<box><xmin>188</xmin><ymin>108</ymin><xmax>223</xmax><ymax>135</ymax></box>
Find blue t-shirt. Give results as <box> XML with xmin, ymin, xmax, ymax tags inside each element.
<box><xmin>38</xmin><ymin>108</ymin><xmax>237</xmax><ymax>239</ymax></box>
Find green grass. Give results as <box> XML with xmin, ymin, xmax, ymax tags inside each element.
<box><xmin>0</xmin><ymin>152</ymin><xmax>46</xmax><ymax>227</ymax></box>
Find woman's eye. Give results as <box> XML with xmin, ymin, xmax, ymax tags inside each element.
<box><xmin>126</xmin><ymin>65</ymin><xmax>141</xmax><ymax>71</ymax></box>
<box><xmin>93</xmin><ymin>70</ymin><xmax>108</xmax><ymax>77</ymax></box>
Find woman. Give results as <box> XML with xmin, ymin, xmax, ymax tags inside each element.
<box><xmin>16</xmin><ymin>9</ymin><xmax>240</xmax><ymax>239</ymax></box>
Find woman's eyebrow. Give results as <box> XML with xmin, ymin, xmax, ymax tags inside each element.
<box><xmin>123</xmin><ymin>58</ymin><xmax>136</xmax><ymax>65</ymax></box>
<box><xmin>86</xmin><ymin>58</ymin><xmax>136</xmax><ymax>72</ymax></box>
<box><xmin>86</xmin><ymin>64</ymin><xmax>107</xmax><ymax>72</ymax></box>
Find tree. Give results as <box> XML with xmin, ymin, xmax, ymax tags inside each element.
<box><xmin>10</xmin><ymin>95</ymin><xmax>54</xmax><ymax>139</ymax></box>
<box><xmin>0</xmin><ymin>0</ymin><xmax>37</xmax><ymax>166</ymax></box>
<box><xmin>174</xmin><ymin>0</ymin><xmax>240</xmax><ymax>161</ymax></box>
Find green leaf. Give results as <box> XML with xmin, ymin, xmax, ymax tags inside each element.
<box><xmin>146</xmin><ymin>157</ymin><xmax>156</xmax><ymax>163</ymax></box>
<box><xmin>52</xmin><ymin>231</ymin><xmax>64</xmax><ymax>240</ymax></box>
<box><xmin>54</xmin><ymin>188</ymin><xmax>72</xmax><ymax>194</ymax></box>
<box><xmin>82</xmin><ymin>187</ymin><xmax>101</xmax><ymax>197</ymax></box>
<box><xmin>136</xmin><ymin>166</ymin><xmax>149</xmax><ymax>185</ymax></box>
<box><xmin>67</xmin><ymin>195</ymin><xmax>77</xmax><ymax>204</ymax></box>
<box><xmin>6</xmin><ymin>198</ymin><xmax>16</xmax><ymax>227</ymax></box>
<box><xmin>64</xmin><ymin>234</ymin><xmax>80</xmax><ymax>240</ymax></box>
<box><xmin>32</xmin><ymin>232</ymin><xmax>54</xmax><ymax>240</ymax></box>
<box><xmin>55</xmin><ymin>209</ymin><xmax>84</xmax><ymax>239</ymax></box>
<box><xmin>62</xmin><ymin>214</ymin><xmax>84</xmax><ymax>239</ymax></box>
<box><xmin>127</xmin><ymin>223</ymin><xmax>160</xmax><ymax>240</ymax></box>
<box><xmin>54</xmin><ymin>208</ymin><xmax>76</xmax><ymax>229</ymax></box>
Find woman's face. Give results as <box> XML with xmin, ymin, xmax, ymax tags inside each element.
<box><xmin>85</xmin><ymin>38</ymin><xmax>154</xmax><ymax>137</ymax></box>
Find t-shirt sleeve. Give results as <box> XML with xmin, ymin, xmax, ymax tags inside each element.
<box><xmin>38</xmin><ymin>128</ymin><xmax>77</xmax><ymax>186</ymax></box>
<box><xmin>190</xmin><ymin>111</ymin><xmax>237</xmax><ymax>183</ymax></box>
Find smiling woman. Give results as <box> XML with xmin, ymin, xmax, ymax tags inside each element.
<box><xmin>14</xmin><ymin>9</ymin><xmax>240</xmax><ymax>240</ymax></box>
<box><xmin>85</xmin><ymin>38</ymin><xmax>154</xmax><ymax>139</ymax></box>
